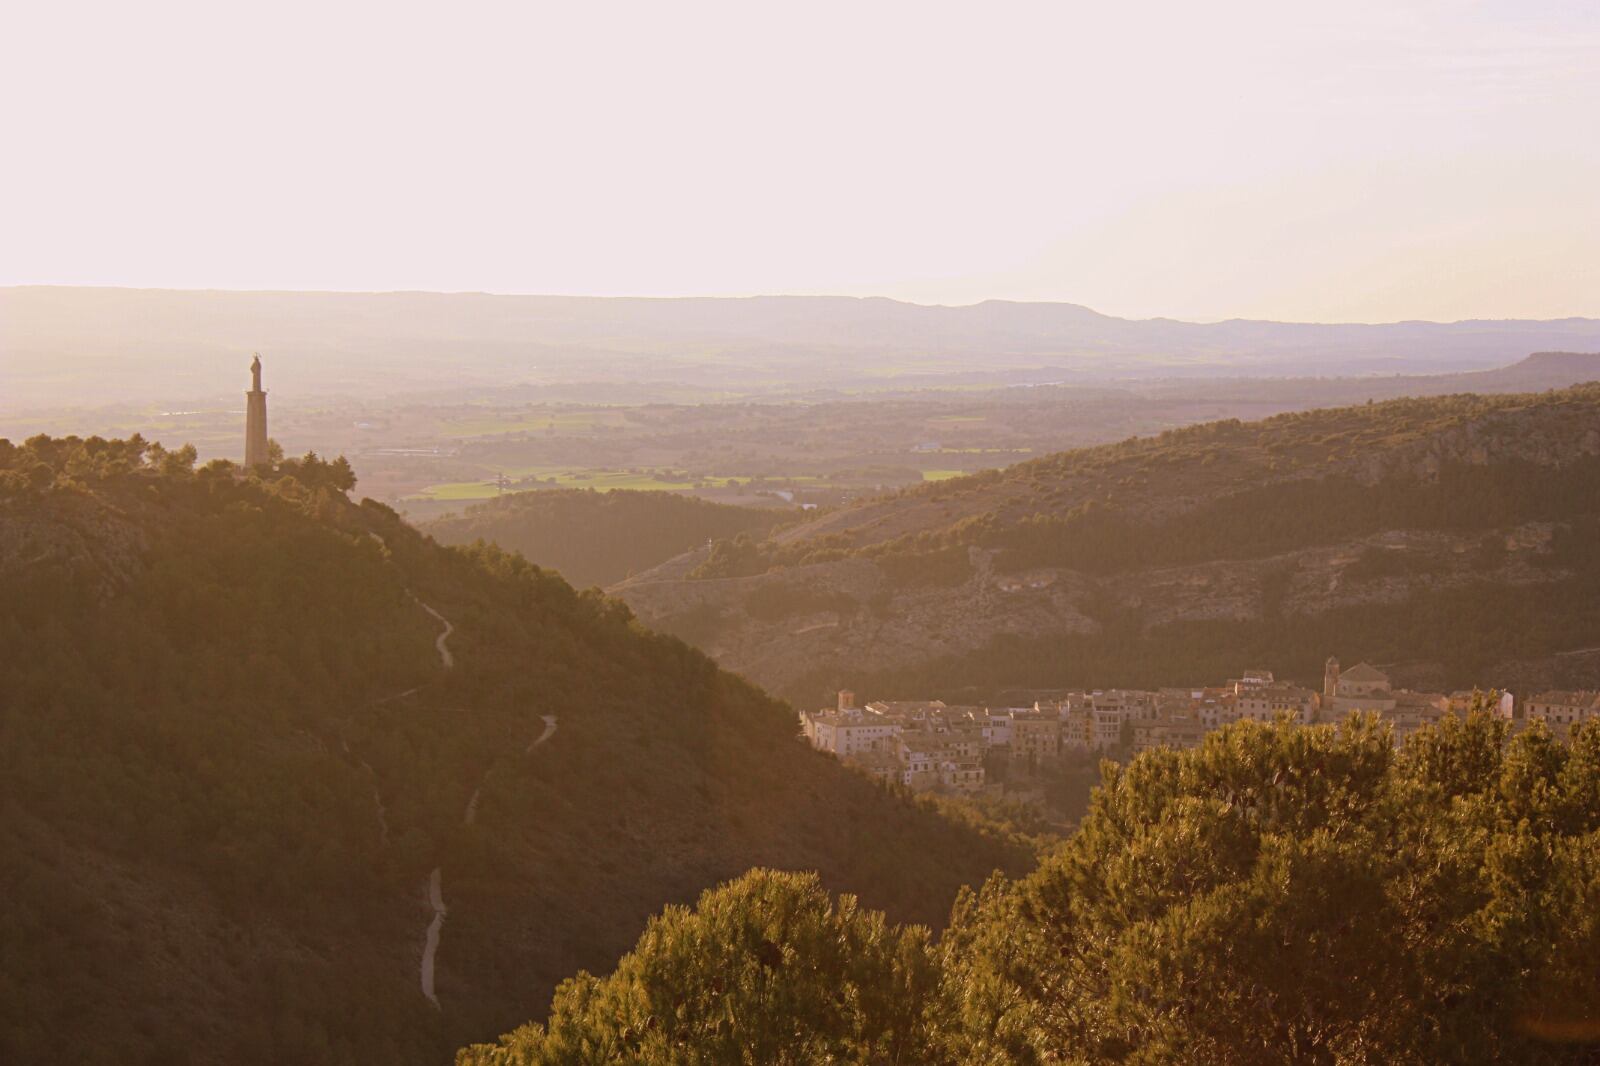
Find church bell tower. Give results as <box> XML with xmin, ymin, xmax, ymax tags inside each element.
<box><xmin>245</xmin><ymin>354</ymin><xmax>269</xmax><ymax>468</ymax></box>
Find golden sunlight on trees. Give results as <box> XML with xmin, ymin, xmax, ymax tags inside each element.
<box><xmin>467</xmin><ymin>713</ymin><xmax>1600</xmax><ymax>1066</ymax></box>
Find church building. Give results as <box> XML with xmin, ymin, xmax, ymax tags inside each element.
<box><xmin>1324</xmin><ymin>659</ymin><xmax>1398</xmax><ymax>717</ymax></box>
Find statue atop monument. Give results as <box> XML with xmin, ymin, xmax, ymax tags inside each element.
<box><xmin>244</xmin><ymin>353</ymin><xmax>269</xmax><ymax>468</ymax></box>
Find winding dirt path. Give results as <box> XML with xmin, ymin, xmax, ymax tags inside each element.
<box><xmin>411</xmin><ymin>593</ymin><xmax>456</xmax><ymax>1010</ymax></box>
<box><xmin>412</xmin><ymin>596</ymin><xmax>456</xmax><ymax>669</ymax></box>
<box><xmin>463</xmin><ymin>715</ymin><xmax>558</xmax><ymax>826</ymax></box>
<box><xmin>343</xmin><ymin>592</ymin><xmax>454</xmax><ymax>852</ymax></box>
<box><xmin>421</xmin><ymin>868</ymin><xmax>446</xmax><ymax>1008</ymax></box>
<box><xmin>525</xmin><ymin>714</ymin><xmax>559</xmax><ymax>755</ymax></box>
<box><xmin>408</xmin><ymin>595</ymin><xmax>560</xmax><ymax>1010</ymax></box>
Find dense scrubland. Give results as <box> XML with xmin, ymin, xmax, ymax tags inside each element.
<box><xmin>0</xmin><ymin>435</ymin><xmax>1028</xmax><ymax>1066</ymax></box>
<box><xmin>691</xmin><ymin>388</ymin><xmax>1600</xmax><ymax>576</ymax></box>
<box><xmin>422</xmin><ymin>489</ymin><xmax>782</xmax><ymax>589</ymax></box>
<box><xmin>464</xmin><ymin>711</ymin><xmax>1600</xmax><ymax>1065</ymax></box>
<box><xmin>618</xmin><ymin>387</ymin><xmax>1600</xmax><ymax>703</ymax></box>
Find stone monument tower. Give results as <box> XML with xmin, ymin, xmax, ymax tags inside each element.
<box><xmin>244</xmin><ymin>354</ymin><xmax>269</xmax><ymax>468</ymax></box>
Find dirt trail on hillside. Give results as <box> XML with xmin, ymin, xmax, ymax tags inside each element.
<box><xmin>463</xmin><ymin>714</ymin><xmax>559</xmax><ymax>825</ymax></box>
<box><xmin>412</xmin><ymin>596</ymin><xmax>455</xmax><ymax>669</ymax></box>
<box><xmin>409</xmin><ymin>592</ymin><xmax>558</xmax><ymax>1009</ymax></box>
<box><xmin>357</xmin><ymin>594</ymin><xmax>453</xmax><ymax>845</ymax></box>
<box><xmin>421</xmin><ymin>868</ymin><xmax>446</xmax><ymax>1008</ymax></box>
<box><xmin>525</xmin><ymin>714</ymin><xmax>559</xmax><ymax>754</ymax></box>
<box><xmin>411</xmin><ymin>593</ymin><xmax>457</xmax><ymax>1009</ymax></box>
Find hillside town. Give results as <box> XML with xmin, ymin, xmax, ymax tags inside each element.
<box><xmin>799</xmin><ymin>658</ymin><xmax>1600</xmax><ymax>796</ymax></box>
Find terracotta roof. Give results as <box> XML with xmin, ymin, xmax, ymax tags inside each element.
<box><xmin>1339</xmin><ymin>662</ymin><xmax>1390</xmax><ymax>684</ymax></box>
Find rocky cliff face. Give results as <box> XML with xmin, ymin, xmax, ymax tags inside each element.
<box><xmin>614</xmin><ymin>388</ymin><xmax>1600</xmax><ymax>703</ymax></box>
<box><xmin>617</xmin><ymin>524</ymin><xmax>1574</xmax><ymax>702</ymax></box>
<box><xmin>1346</xmin><ymin>402</ymin><xmax>1600</xmax><ymax>485</ymax></box>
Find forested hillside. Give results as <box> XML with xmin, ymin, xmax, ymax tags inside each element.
<box><xmin>616</xmin><ymin>386</ymin><xmax>1600</xmax><ymax>703</ymax></box>
<box><xmin>422</xmin><ymin>489</ymin><xmax>782</xmax><ymax>589</ymax></box>
<box><xmin>0</xmin><ymin>436</ymin><xmax>1029</xmax><ymax>1066</ymax></box>
<box><xmin>462</xmin><ymin>712</ymin><xmax>1600</xmax><ymax>1065</ymax></box>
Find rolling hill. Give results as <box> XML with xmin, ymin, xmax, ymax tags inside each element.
<box><xmin>0</xmin><ymin>437</ymin><xmax>1030</xmax><ymax>1066</ymax></box>
<box><xmin>420</xmin><ymin>489</ymin><xmax>784</xmax><ymax>589</ymax></box>
<box><xmin>615</xmin><ymin>384</ymin><xmax>1600</xmax><ymax>706</ymax></box>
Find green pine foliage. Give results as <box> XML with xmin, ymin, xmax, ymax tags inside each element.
<box><xmin>459</xmin><ymin>870</ymin><xmax>943</xmax><ymax>1066</ymax></box>
<box><xmin>466</xmin><ymin>713</ymin><xmax>1600</xmax><ymax>1065</ymax></box>
<box><xmin>943</xmin><ymin>712</ymin><xmax>1600</xmax><ymax>1065</ymax></box>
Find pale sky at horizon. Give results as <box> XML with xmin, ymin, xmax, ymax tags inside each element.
<box><xmin>2</xmin><ymin>0</ymin><xmax>1597</xmax><ymax>324</ymax></box>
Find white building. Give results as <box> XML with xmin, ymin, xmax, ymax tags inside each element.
<box><xmin>1525</xmin><ymin>691</ymin><xmax>1600</xmax><ymax>739</ymax></box>
<box><xmin>983</xmin><ymin>709</ymin><xmax>1025</xmax><ymax>747</ymax></box>
<box><xmin>1235</xmin><ymin>684</ymin><xmax>1318</xmax><ymax>724</ymax></box>
<box><xmin>807</xmin><ymin>707</ymin><xmax>901</xmax><ymax>757</ymax></box>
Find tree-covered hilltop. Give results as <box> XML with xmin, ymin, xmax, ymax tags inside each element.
<box><xmin>0</xmin><ymin>435</ymin><xmax>1030</xmax><ymax>1066</ymax></box>
<box><xmin>421</xmin><ymin>488</ymin><xmax>783</xmax><ymax>590</ymax></box>
<box><xmin>615</xmin><ymin>385</ymin><xmax>1600</xmax><ymax>704</ymax></box>
<box><xmin>688</xmin><ymin>385</ymin><xmax>1600</xmax><ymax>574</ymax></box>
<box><xmin>462</xmin><ymin>712</ymin><xmax>1600</xmax><ymax>1066</ymax></box>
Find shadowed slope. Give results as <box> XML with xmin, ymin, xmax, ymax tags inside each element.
<box><xmin>0</xmin><ymin>436</ymin><xmax>1029</xmax><ymax>1066</ymax></box>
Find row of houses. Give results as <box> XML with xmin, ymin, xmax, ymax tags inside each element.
<box><xmin>800</xmin><ymin>660</ymin><xmax>1600</xmax><ymax>794</ymax></box>
<box><xmin>803</xmin><ymin>696</ymin><xmax>991</xmax><ymax>792</ymax></box>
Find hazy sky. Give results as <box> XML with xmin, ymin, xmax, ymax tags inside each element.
<box><xmin>3</xmin><ymin>1</ymin><xmax>1596</xmax><ymax>322</ymax></box>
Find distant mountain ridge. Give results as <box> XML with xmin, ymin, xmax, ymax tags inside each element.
<box><xmin>1103</xmin><ymin>351</ymin><xmax>1600</xmax><ymax>420</ymax></box>
<box><xmin>6</xmin><ymin>286</ymin><xmax>1600</xmax><ymax>407</ymax></box>
<box><xmin>1457</xmin><ymin>350</ymin><xmax>1600</xmax><ymax>390</ymax></box>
